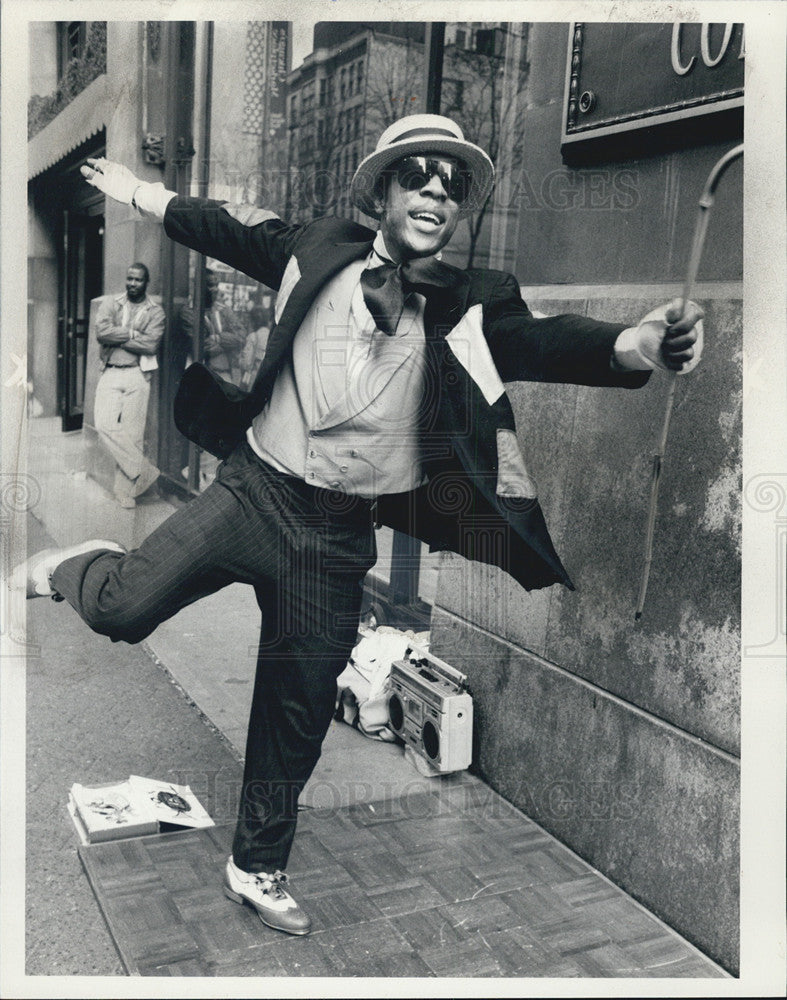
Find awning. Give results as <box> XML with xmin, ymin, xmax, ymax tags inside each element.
<box><xmin>28</xmin><ymin>74</ymin><xmax>108</xmax><ymax>180</ymax></box>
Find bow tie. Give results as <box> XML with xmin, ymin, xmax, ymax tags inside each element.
<box><xmin>360</xmin><ymin>255</ymin><xmax>457</xmax><ymax>335</ymax></box>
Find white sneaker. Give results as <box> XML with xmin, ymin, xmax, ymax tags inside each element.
<box><xmin>223</xmin><ymin>856</ymin><xmax>311</xmax><ymax>936</ymax></box>
<box><xmin>12</xmin><ymin>540</ymin><xmax>125</xmax><ymax>598</ymax></box>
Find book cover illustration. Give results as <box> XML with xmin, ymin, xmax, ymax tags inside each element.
<box><xmin>128</xmin><ymin>774</ymin><xmax>215</xmax><ymax>829</ymax></box>
<box><xmin>68</xmin><ymin>780</ymin><xmax>159</xmax><ymax>844</ymax></box>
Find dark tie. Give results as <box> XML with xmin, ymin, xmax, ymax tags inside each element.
<box><xmin>360</xmin><ymin>255</ymin><xmax>456</xmax><ymax>335</ymax></box>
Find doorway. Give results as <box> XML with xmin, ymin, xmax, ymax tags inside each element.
<box><xmin>59</xmin><ymin>207</ymin><xmax>103</xmax><ymax>431</ymax></box>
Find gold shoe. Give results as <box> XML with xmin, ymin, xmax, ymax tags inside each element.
<box><xmin>223</xmin><ymin>857</ymin><xmax>311</xmax><ymax>935</ymax></box>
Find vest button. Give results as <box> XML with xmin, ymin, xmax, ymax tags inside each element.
<box><xmin>309</xmin><ymin>450</ymin><xmax>315</xmax><ymax>458</ymax></box>
<box><xmin>340</xmin><ymin>465</ymin><xmax>348</xmax><ymax>473</ymax></box>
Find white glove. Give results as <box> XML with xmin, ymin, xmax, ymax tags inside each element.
<box><xmin>80</xmin><ymin>158</ymin><xmax>141</xmax><ymax>204</ymax></box>
<box><xmin>80</xmin><ymin>158</ymin><xmax>175</xmax><ymax>219</ymax></box>
<box><xmin>614</xmin><ymin>299</ymin><xmax>704</xmax><ymax>375</ymax></box>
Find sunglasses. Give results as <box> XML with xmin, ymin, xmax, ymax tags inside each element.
<box><xmin>390</xmin><ymin>156</ymin><xmax>472</xmax><ymax>204</ymax></box>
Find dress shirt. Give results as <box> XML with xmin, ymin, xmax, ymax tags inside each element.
<box><xmin>247</xmin><ymin>232</ymin><xmax>429</xmax><ymax>498</ymax></box>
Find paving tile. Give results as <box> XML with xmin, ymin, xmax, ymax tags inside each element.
<box><xmin>480</xmin><ymin>926</ymin><xmax>586</xmax><ymax>977</ymax></box>
<box><xmin>286</xmin><ymin>828</ymin><xmax>339</xmax><ymax>872</ymax></box>
<box><xmin>429</xmin><ymin>777</ymin><xmax>500</xmax><ymax>811</ymax></box>
<box><xmin>297</xmin><ymin>809</ymin><xmax>382</xmax><ymax>854</ymax></box>
<box><xmin>422</xmin><ymin>865</ymin><xmax>489</xmax><ymax>903</ymax></box>
<box><xmin>339</xmin><ymin>848</ymin><xmax>410</xmax><ymax>889</ymax></box>
<box><xmin>419</xmin><ymin>938</ymin><xmax>509</xmax><ymax>976</ymax></box>
<box><xmin>286</xmin><ymin>862</ymin><xmax>357</xmax><ymax>900</ymax></box>
<box><xmin>567</xmin><ymin>890</ymin><xmax>668</xmax><ymax>934</ymax></box>
<box><xmin>396</xmin><ymin>846</ymin><xmax>465</xmax><ymax>876</ymax></box>
<box><xmin>510</xmin><ymin>843</ymin><xmax>587</xmax><ymax>884</ymax></box>
<box><xmin>553</xmin><ymin>871</ymin><xmax>621</xmax><ymax>908</ymax></box>
<box><xmin>153</xmin><ymin>859</ymin><xmax>210</xmax><ymax>894</ymax></box>
<box><xmin>358</xmin><ymin>815</ymin><xmax>425</xmax><ymax>857</ymax></box>
<box><xmin>397</xmin><ymin>810</ymin><xmax>487</xmax><ymax>843</ymax></box>
<box><xmin>270</xmin><ymin>933</ymin><xmax>347</xmax><ymax>976</ymax></box>
<box><xmin>540</xmin><ymin>913</ymin><xmax>614</xmax><ymax>955</ymax></box>
<box><xmin>632</xmin><ymin>952</ymin><xmax>728</xmax><ymax>978</ymax></box>
<box><xmin>438</xmin><ymin>894</ymin><xmax>523</xmax><ymax>936</ymax></box>
<box><xmin>366</xmin><ymin>878</ymin><xmax>447</xmax><ymax>917</ymax></box>
<box><xmin>619</xmin><ymin>932</ymin><xmax>726</xmax><ymax>976</ymax></box>
<box><xmin>207</xmin><ymin>949</ymin><xmax>287</xmax><ymax>976</ymax></box>
<box><xmin>317</xmin><ymin>919</ymin><xmax>412</xmax><ymax>967</ymax></box>
<box><xmin>389</xmin><ymin>906</ymin><xmax>469</xmax><ymax>951</ymax></box>
<box><xmin>368</xmin><ymin>950</ymin><xmax>434</xmax><ymax>977</ymax></box>
<box><xmin>498</xmin><ymin>883</ymin><xmax>578</xmax><ymax>930</ymax></box>
<box><xmin>188</xmin><ymin>909</ymin><xmax>274</xmax><ymax>961</ymax></box>
<box><xmin>168</xmin><ymin>884</ymin><xmax>226</xmax><ymax>924</ymax></box>
<box><xmin>306</xmin><ymin>885</ymin><xmax>387</xmax><ymax>930</ymax></box>
<box><xmin>562</xmin><ymin>939</ymin><xmax>641</xmax><ymax>976</ymax></box>
<box><xmin>76</xmin><ymin>814</ymin><xmax>725</xmax><ymax>979</ymax></box>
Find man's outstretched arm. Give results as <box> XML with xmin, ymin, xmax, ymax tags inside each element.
<box><xmin>80</xmin><ymin>158</ymin><xmax>303</xmax><ymax>291</ymax></box>
<box><xmin>484</xmin><ymin>272</ymin><xmax>703</xmax><ymax>387</ymax></box>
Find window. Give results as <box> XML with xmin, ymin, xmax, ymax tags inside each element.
<box><xmin>476</xmin><ymin>27</ymin><xmax>504</xmax><ymax>57</ymax></box>
<box><xmin>56</xmin><ymin>21</ymin><xmax>87</xmax><ymax>77</ymax></box>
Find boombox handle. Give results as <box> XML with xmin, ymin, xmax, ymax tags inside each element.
<box><xmin>403</xmin><ymin>645</ymin><xmax>469</xmax><ymax>693</ymax></box>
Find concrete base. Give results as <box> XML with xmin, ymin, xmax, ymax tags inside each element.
<box><xmin>430</xmin><ymin>606</ymin><xmax>740</xmax><ymax>975</ymax></box>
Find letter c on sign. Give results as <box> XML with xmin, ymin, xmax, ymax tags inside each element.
<box><xmin>701</xmin><ymin>23</ymin><xmax>733</xmax><ymax>67</ymax></box>
<box><xmin>671</xmin><ymin>23</ymin><xmax>696</xmax><ymax>76</ymax></box>
<box><xmin>672</xmin><ymin>23</ymin><xmax>735</xmax><ymax>75</ymax></box>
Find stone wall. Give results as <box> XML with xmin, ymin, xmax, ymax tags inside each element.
<box><xmin>431</xmin><ymin>284</ymin><xmax>741</xmax><ymax>972</ymax></box>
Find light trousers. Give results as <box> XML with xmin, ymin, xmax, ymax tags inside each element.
<box><xmin>93</xmin><ymin>365</ymin><xmax>153</xmax><ymax>494</ymax></box>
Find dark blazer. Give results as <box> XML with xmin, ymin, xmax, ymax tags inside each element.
<box><xmin>166</xmin><ymin>198</ymin><xmax>649</xmax><ymax>593</ymax></box>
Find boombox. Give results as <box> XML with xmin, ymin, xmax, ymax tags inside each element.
<box><xmin>388</xmin><ymin>646</ymin><xmax>473</xmax><ymax>773</ymax></box>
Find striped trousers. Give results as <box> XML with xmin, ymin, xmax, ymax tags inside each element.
<box><xmin>51</xmin><ymin>442</ymin><xmax>377</xmax><ymax>871</ymax></box>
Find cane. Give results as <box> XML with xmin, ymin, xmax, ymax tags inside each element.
<box><xmin>634</xmin><ymin>143</ymin><xmax>743</xmax><ymax>621</ymax></box>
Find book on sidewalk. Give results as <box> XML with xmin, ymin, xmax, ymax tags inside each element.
<box><xmin>128</xmin><ymin>774</ymin><xmax>215</xmax><ymax>831</ymax></box>
<box><xmin>68</xmin><ymin>779</ymin><xmax>159</xmax><ymax>844</ymax></box>
<box><xmin>68</xmin><ymin>775</ymin><xmax>214</xmax><ymax>845</ymax></box>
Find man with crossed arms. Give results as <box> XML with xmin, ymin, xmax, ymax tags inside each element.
<box><xmin>18</xmin><ymin>115</ymin><xmax>702</xmax><ymax>936</ymax></box>
<box><xmin>93</xmin><ymin>261</ymin><xmax>163</xmax><ymax>507</ymax></box>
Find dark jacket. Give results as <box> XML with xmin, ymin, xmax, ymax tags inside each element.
<box><xmin>166</xmin><ymin>198</ymin><xmax>649</xmax><ymax>592</ymax></box>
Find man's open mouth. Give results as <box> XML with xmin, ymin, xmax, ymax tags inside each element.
<box><xmin>410</xmin><ymin>210</ymin><xmax>443</xmax><ymax>228</ymax></box>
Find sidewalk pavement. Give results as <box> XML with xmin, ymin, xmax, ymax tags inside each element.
<box><xmin>16</xmin><ymin>417</ymin><xmax>729</xmax><ymax>982</ymax></box>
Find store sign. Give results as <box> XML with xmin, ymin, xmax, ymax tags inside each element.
<box><xmin>561</xmin><ymin>23</ymin><xmax>744</xmax><ymax>160</ymax></box>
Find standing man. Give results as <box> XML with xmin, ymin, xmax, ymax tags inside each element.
<box><xmin>93</xmin><ymin>262</ymin><xmax>164</xmax><ymax>507</ymax></box>
<box><xmin>177</xmin><ymin>268</ymin><xmax>246</xmax><ymax>383</ymax></box>
<box><xmin>18</xmin><ymin>115</ymin><xmax>702</xmax><ymax>937</ymax></box>
<box><xmin>239</xmin><ymin>304</ymin><xmax>272</xmax><ymax>389</ymax></box>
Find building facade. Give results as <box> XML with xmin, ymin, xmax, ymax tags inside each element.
<box><xmin>27</xmin><ymin>19</ymin><xmax>742</xmax><ymax>972</ymax></box>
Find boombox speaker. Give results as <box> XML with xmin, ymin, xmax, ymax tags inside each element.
<box><xmin>388</xmin><ymin>646</ymin><xmax>473</xmax><ymax>773</ymax></box>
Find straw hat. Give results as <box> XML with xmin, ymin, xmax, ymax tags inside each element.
<box><xmin>350</xmin><ymin>114</ymin><xmax>495</xmax><ymax>219</ymax></box>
